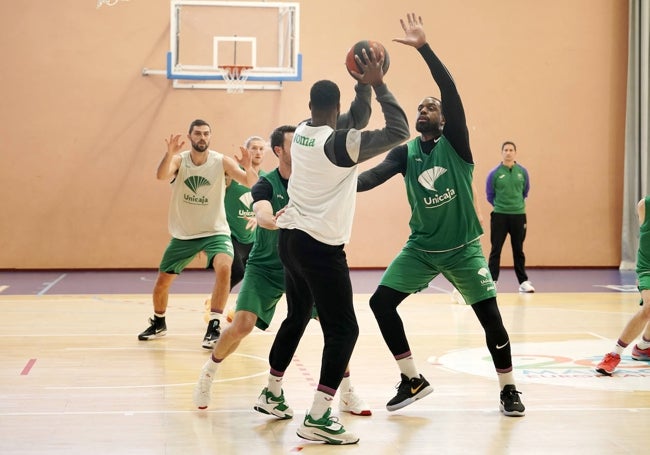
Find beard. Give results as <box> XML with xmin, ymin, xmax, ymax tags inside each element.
<box><xmin>415</xmin><ymin>119</ymin><xmax>442</xmax><ymax>135</ymax></box>
<box><xmin>191</xmin><ymin>140</ymin><xmax>209</xmax><ymax>152</ymax></box>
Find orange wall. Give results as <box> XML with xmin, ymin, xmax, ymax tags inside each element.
<box><xmin>0</xmin><ymin>0</ymin><xmax>628</xmax><ymax>269</ymax></box>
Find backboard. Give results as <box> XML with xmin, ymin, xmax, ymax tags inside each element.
<box><xmin>162</xmin><ymin>0</ymin><xmax>301</xmax><ymax>90</ymax></box>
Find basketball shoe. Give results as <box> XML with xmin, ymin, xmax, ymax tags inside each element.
<box><xmin>631</xmin><ymin>344</ymin><xmax>650</xmax><ymax>361</ymax></box>
<box><xmin>193</xmin><ymin>367</ymin><xmax>214</xmax><ymax>409</ymax></box>
<box><xmin>202</xmin><ymin>319</ymin><xmax>221</xmax><ymax>349</ymax></box>
<box><xmin>137</xmin><ymin>316</ymin><xmax>167</xmax><ymax>340</ymax></box>
<box><xmin>339</xmin><ymin>387</ymin><xmax>372</xmax><ymax>416</ymax></box>
<box><xmin>253</xmin><ymin>387</ymin><xmax>293</xmax><ymax>419</ymax></box>
<box><xmin>386</xmin><ymin>374</ymin><xmax>433</xmax><ymax>411</ymax></box>
<box><xmin>518</xmin><ymin>281</ymin><xmax>535</xmax><ymax>293</ymax></box>
<box><xmin>595</xmin><ymin>352</ymin><xmax>621</xmax><ymax>375</ymax></box>
<box><xmin>499</xmin><ymin>385</ymin><xmax>526</xmax><ymax>416</ymax></box>
<box><xmin>296</xmin><ymin>408</ymin><xmax>359</xmax><ymax>445</ymax></box>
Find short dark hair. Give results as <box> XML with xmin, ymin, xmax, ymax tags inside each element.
<box><xmin>309</xmin><ymin>80</ymin><xmax>340</xmax><ymax>111</ymax></box>
<box><xmin>189</xmin><ymin>119</ymin><xmax>211</xmax><ymax>134</ymax></box>
<box><xmin>502</xmin><ymin>141</ymin><xmax>516</xmax><ymax>151</ymax></box>
<box><xmin>269</xmin><ymin>125</ymin><xmax>296</xmax><ymax>155</ymax></box>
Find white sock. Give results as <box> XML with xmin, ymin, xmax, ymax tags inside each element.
<box><xmin>308</xmin><ymin>390</ymin><xmax>334</xmax><ymax>420</ymax></box>
<box><xmin>339</xmin><ymin>376</ymin><xmax>351</xmax><ymax>394</ymax></box>
<box><xmin>396</xmin><ymin>356</ymin><xmax>419</xmax><ymax>379</ymax></box>
<box><xmin>202</xmin><ymin>357</ymin><xmax>219</xmax><ymax>374</ymax></box>
<box><xmin>637</xmin><ymin>337</ymin><xmax>650</xmax><ymax>350</ymax></box>
<box><xmin>210</xmin><ymin>311</ymin><xmax>222</xmax><ymax>321</ymax></box>
<box><xmin>267</xmin><ymin>373</ymin><xmax>283</xmax><ymax>396</ymax></box>
<box><xmin>613</xmin><ymin>339</ymin><xmax>628</xmax><ymax>355</ymax></box>
<box><xmin>154</xmin><ymin>312</ymin><xmax>165</xmax><ymax>319</ymax></box>
<box><xmin>497</xmin><ymin>371</ymin><xmax>516</xmax><ymax>389</ymax></box>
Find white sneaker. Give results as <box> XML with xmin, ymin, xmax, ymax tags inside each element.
<box><xmin>518</xmin><ymin>281</ymin><xmax>535</xmax><ymax>293</ymax></box>
<box><xmin>193</xmin><ymin>367</ymin><xmax>214</xmax><ymax>409</ymax></box>
<box><xmin>297</xmin><ymin>408</ymin><xmax>359</xmax><ymax>445</ymax></box>
<box><xmin>253</xmin><ymin>387</ymin><xmax>294</xmax><ymax>419</ymax></box>
<box><xmin>339</xmin><ymin>388</ymin><xmax>372</xmax><ymax>416</ymax></box>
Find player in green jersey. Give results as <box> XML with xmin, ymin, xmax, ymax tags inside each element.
<box><xmin>224</xmin><ymin>135</ymin><xmax>266</xmax><ymax>289</ymax></box>
<box><xmin>194</xmin><ymin>125</ymin><xmax>372</xmax><ymax>418</ymax></box>
<box><xmin>596</xmin><ymin>196</ymin><xmax>650</xmax><ymax>375</ymax></box>
<box><xmin>357</xmin><ymin>14</ymin><xmax>525</xmax><ymax>417</ymax></box>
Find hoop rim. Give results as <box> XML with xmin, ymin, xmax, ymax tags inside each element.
<box><xmin>218</xmin><ymin>65</ymin><xmax>253</xmax><ymax>78</ymax></box>
<box><xmin>217</xmin><ymin>65</ymin><xmax>253</xmax><ymax>93</ymax></box>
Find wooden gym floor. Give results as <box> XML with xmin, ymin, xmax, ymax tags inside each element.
<box><xmin>1</xmin><ymin>269</ymin><xmax>649</xmax><ymax>454</ymax></box>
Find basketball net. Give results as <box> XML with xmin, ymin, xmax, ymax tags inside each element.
<box><xmin>218</xmin><ymin>65</ymin><xmax>253</xmax><ymax>94</ymax></box>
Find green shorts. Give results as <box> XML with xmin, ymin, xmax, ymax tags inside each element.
<box><xmin>380</xmin><ymin>240</ymin><xmax>496</xmax><ymax>305</ymax></box>
<box><xmin>235</xmin><ymin>263</ymin><xmax>285</xmax><ymax>331</ymax></box>
<box><xmin>159</xmin><ymin>235</ymin><xmax>233</xmax><ymax>274</ymax></box>
<box><xmin>638</xmin><ymin>272</ymin><xmax>650</xmax><ymax>292</ymax></box>
<box><xmin>236</xmin><ymin>262</ymin><xmax>319</xmax><ymax>330</ymax></box>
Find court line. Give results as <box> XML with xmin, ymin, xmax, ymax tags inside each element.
<box><xmin>20</xmin><ymin>358</ymin><xmax>37</xmax><ymax>375</ymax></box>
<box><xmin>37</xmin><ymin>273</ymin><xmax>67</xmax><ymax>295</ymax></box>
<box><xmin>45</xmin><ymin>374</ymin><xmax>268</xmax><ymax>390</ymax></box>
<box><xmin>1</xmin><ymin>407</ymin><xmax>648</xmax><ymax>417</ymax></box>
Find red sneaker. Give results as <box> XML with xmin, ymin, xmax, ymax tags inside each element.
<box><xmin>631</xmin><ymin>344</ymin><xmax>650</xmax><ymax>361</ymax></box>
<box><xmin>595</xmin><ymin>352</ymin><xmax>620</xmax><ymax>375</ymax></box>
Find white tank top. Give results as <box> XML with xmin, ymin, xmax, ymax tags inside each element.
<box><xmin>168</xmin><ymin>150</ymin><xmax>230</xmax><ymax>239</ymax></box>
<box><xmin>277</xmin><ymin>123</ymin><xmax>358</xmax><ymax>245</ymax></box>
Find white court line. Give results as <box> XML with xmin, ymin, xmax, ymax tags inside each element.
<box><xmin>45</xmin><ymin>372</ymin><xmax>267</xmax><ymax>390</ymax></box>
<box><xmin>1</xmin><ymin>406</ymin><xmax>648</xmax><ymax>417</ymax></box>
<box><xmin>139</xmin><ymin>276</ymin><xmax>209</xmax><ymax>284</ymax></box>
<box><xmin>43</xmin><ymin>350</ymin><xmax>269</xmax><ymax>390</ymax></box>
<box><xmin>37</xmin><ymin>273</ymin><xmax>67</xmax><ymax>295</ymax></box>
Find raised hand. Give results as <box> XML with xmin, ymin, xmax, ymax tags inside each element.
<box><xmin>165</xmin><ymin>134</ymin><xmax>185</xmax><ymax>155</ymax></box>
<box><xmin>235</xmin><ymin>145</ymin><xmax>252</xmax><ymax>169</ymax></box>
<box><xmin>352</xmin><ymin>47</ymin><xmax>385</xmax><ymax>87</ymax></box>
<box><xmin>394</xmin><ymin>13</ymin><xmax>426</xmax><ymax>48</ymax></box>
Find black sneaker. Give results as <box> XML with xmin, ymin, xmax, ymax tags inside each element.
<box><xmin>138</xmin><ymin>316</ymin><xmax>167</xmax><ymax>340</ymax></box>
<box><xmin>386</xmin><ymin>374</ymin><xmax>433</xmax><ymax>411</ymax></box>
<box><xmin>500</xmin><ymin>385</ymin><xmax>525</xmax><ymax>416</ymax></box>
<box><xmin>202</xmin><ymin>318</ymin><xmax>221</xmax><ymax>349</ymax></box>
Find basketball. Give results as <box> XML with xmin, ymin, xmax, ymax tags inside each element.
<box><xmin>345</xmin><ymin>40</ymin><xmax>390</xmax><ymax>75</ymax></box>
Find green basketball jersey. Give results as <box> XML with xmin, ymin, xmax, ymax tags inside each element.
<box><xmin>246</xmin><ymin>169</ymin><xmax>288</xmax><ymax>270</ymax></box>
<box><xmin>404</xmin><ymin>136</ymin><xmax>483</xmax><ymax>252</ymax></box>
<box><xmin>224</xmin><ymin>178</ymin><xmax>256</xmax><ymax>244</ymax></box>
<box><xmin>637</xmin><ymin>196</ymin><xmax>650</xmax><ymax>275</ymax></box>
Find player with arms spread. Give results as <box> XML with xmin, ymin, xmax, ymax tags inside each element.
<box><xmin>357</xmin><ymin>13</ymin><xmax>525</xmax><ymax>417</ymax></box>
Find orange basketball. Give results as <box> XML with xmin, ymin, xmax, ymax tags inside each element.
<box><xmin>345</xmin><ymin>40</ymin><xmax>390</xmax><ymax>75</ymax></box>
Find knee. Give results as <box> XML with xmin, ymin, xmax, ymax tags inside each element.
<box><xmin>154</xmin><ymin>273</ymin><xmax>175</xmax><ymax>292</ymax></box>
<box><xmin>231</xmin><ymin>312</ymin><xmax>256</xmax><ymax>337</ymax></box>
<box><xmin>640</xmin><ymin>305</ymin><xmax>650</xmax><ymax>319</ymax></box>
<box><xmin>369</xmin><ymin>293</ymin><xmax>394</xmax><ymax>320</ymax></box>
<box><xmin>369</xmin><ymin>293</ymin><xmax>384</xmax><ymax>316</ymax></box>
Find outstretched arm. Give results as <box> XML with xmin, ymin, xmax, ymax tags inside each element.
<box><xmin>357</xmin><ymin>145</ymin><xmax>407</xmax><ymax>192</ymax></box>
<box><xmin>251</xmin><ymin>177</ymin><xmax>278</xmax><ymax>230</ymax></box>
<box><xmin>395</xmin><ymin>13</ymin><xmax>472</xmax><ymax>163</ymax></box>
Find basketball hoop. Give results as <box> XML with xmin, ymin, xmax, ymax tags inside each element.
<box><xmin>218</xmin><ymin>65</ymin><xmax>253</xmax><ymax>94</ymax></box>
